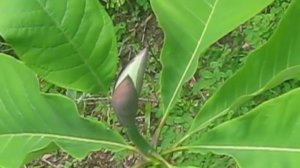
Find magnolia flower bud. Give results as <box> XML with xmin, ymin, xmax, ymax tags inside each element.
<box><xmin>112</xmin><ymin>49</ymin><xmax>148</xmax><ymax>127</ymax></box>
<box><xmin>115</xmin><ymin>48</ymin><xmax>148</xmax><ymax>95</ymax></box>
<box><xmin>111</xmin><ymin>49</ymin><xmax>154</xmax><ymax>156</ymax></box>
<box><xmin>112</xmin><ymin>76</ymin><xmax>138</xmax><ymax>127</ymax></box>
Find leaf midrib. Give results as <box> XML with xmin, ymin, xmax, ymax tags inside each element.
<box><xmin>163</xmin><ymin>0</ymin><xmax>219</xmax><ymax>114</ymax></box>
<box><xmin>170</xmin><ymin>65</ymin><xmax>300</xmax><ymax>150</ymax></box>
<box><xmin>35</xmin><ymin>0</ymin><xmax>105</xmax><ymax>91</ymax></box>
<box><xmin>185</xmin><ymin>145</ymin><xmax>300</xmax><ymax>153</ymax></box>
<box><xmin>0</xmin><ymin>133</ymin><xmax>133</xmax><ymax>150</ymax></box>
<box><xmin>190</xmin><ymin>64</ymin><xmax>300</xmax><ymax>134</ymax></box>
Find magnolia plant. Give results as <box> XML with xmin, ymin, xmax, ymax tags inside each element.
<box><xmin>0</xmin><ymin>0</ymin><xmax>300</xmax><ymax>167</ymax></box>
<box><xmin>111</xmin><ymin>49</ymin><xmax>154</xmax><ymax>156</ymax></box>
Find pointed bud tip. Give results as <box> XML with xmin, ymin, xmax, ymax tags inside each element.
<box><xmin>114</xmin><ymin>48</ymin><xmax>149</xmax><ymax>92</ymax></box>
<box><xmin>140</xmin><ymin>48</ymin><xmax>148</xmax><ymax>56</ymax></box>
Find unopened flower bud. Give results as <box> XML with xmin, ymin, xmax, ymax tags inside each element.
<box><xmin>112</xmin><ymin>76</ymin><xmax>138</xmax><ymax>127</ymax></box>
<box><xmin>112</xmin><ymin>49</ymin><xmax>148</xmax><ymax>127</ymax></box>
<box><xmin>115</xmin><ymin>48</ymin><xmax>148</xmax><ymax>95</ymax></box>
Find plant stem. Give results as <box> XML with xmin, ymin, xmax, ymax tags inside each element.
<box><xmin>127</xmin><ymin>126</ymin><xmax>172</xmax><ymax>167</ymax></box>
<box><xmin>168</xmin><ymin>111</ymin><xmax>227</xmax><ymax>150</ymax></box>
<box><xmin>152</xmin><ymin>152</ymin><xmax>173</xmax><ymax>168</ymax></box>
<box><xmin>162</xmin><ymin>146</ymin><xmax>190</xmax><ymax>155</ymax></box>
<box><xmin>127</xmin><ymin>126</ymin><xmax>153</xmax><ymax>157</ymax></box>
<box><xmin>131</xmin><ymin>160</ymin><xmax>149</xmax><ymax>168</ymax></box>
<box><xmin>0</xmin><ymin>42</ymin><xmax>9</xmax><ymax>46</ymax></box>
<box><xmin>170</xmin><ymin>133</ymin><xmax>191</xmax><ymax>149</ymax></box>
<box><xmin>152</xmin><ymin>113</ymin><xmax>167</xmax><ymax>147</ymax></box>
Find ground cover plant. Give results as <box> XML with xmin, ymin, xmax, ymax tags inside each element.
<box><xmin>0</xmin><ymin>0</ymin><xmax>299</xmax><ymax>167</ymax></box>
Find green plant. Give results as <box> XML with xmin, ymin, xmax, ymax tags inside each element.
<box><xmin>0</xmin><ymin>0</ymin><xmax>300</xmax><ymax>167</ymax></box>
<box><xmin>102</xmin><ymin>0</ymin><xmax>126</xmax><ymax>8</ymax></box>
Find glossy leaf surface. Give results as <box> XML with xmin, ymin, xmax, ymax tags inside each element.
<box><xmin>0</xmin><ymin>0</ymin><xmax>117</xmax><ymax>93</ymax></box>
<box><xmin>150</xmin><ymin>0</ymin><xmax>273</xmax><ymax>116</ymax></box>
<box><xmin>0</xmin><ymin>54</ymin><xmax>129</xmax><ymax>168</ymax></box>
<box><xmin>190</xmin><ymin>0</ymin><xmax>300</xmax><ymax>133</ymax></box>
<box><xmin>187</xmin><ymin>88</ymin><xmax>300</xmax><ymax>168</ymax></box>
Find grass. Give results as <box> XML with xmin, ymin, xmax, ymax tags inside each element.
<box><xmin>0</xmin><ymin>0</ymin><xmax>293</xmax><ymax>167</ymax></box>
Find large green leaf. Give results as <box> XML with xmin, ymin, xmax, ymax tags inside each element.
<box><xmin>0</xmin><ymin>54</ymin><xmax>131</xmax><ymax>168</ymax></box>
<box><xmin>0</xmin><ymin>0</ymin><xmax>117</xmax><ymax>93</ymax></box>
<box><xmin>185</xmin><ymin>88</ymin><xmax>300</xmax><ymax>168</ymax></box>
<box><xmin>189</xmin><ymin>0</ymin><xmax>300</xmax><ymax>134</ymax></box>
<box><xmin>150</xmin><ymin>0</ymin><xmax>274</xmax><ymax>126</ymax></box>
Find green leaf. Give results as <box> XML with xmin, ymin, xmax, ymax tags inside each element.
<box><xmin>150</xmin><ymin>0</ymin><xmax>274</xmax><ymax>117</ymax></box>
<box><xmin>186</xmin><ymin>88</ymin><xmax>300</xmax><ymax>168</ymax></box>
<box><xmin>0</xmin><ymin>54</ymin><xmax>131</xmax><ymax>168</ymax></box>
<box><xmin>0</xmin><ymin>0</ymin><xmax>117</xmax><ymax>93</ymax></box>
<box><xmin>190</xmin><ymin>0</ymin><xmax>300</xmax><ymax>133</ymax></box>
